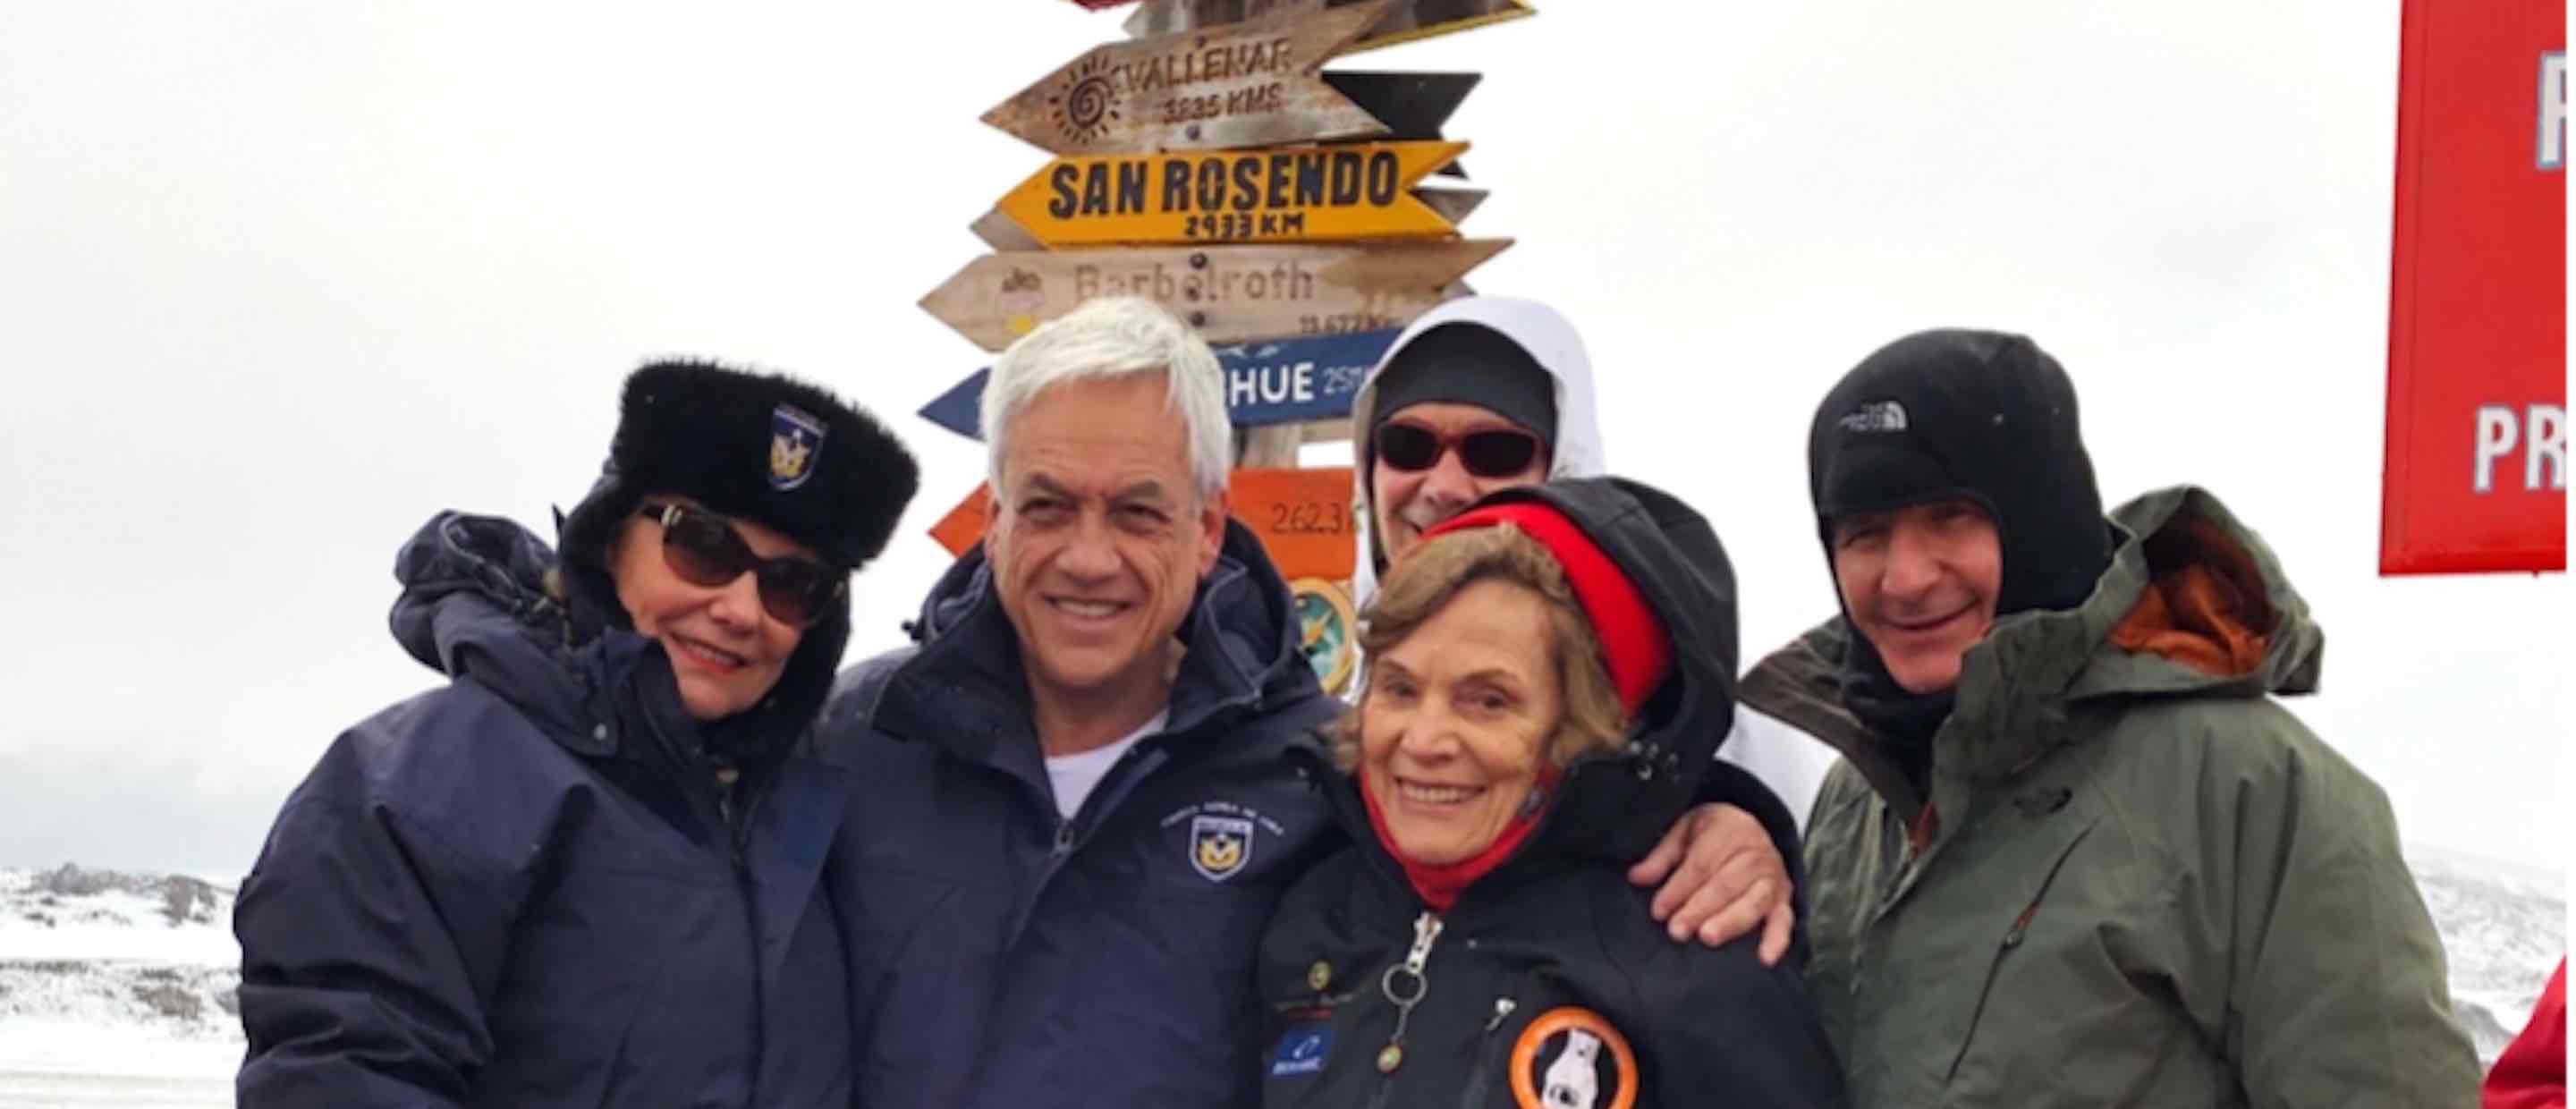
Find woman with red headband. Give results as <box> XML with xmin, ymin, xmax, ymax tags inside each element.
<box><xmin>1254</xmin><ymin>477</ymin><xmax>1842</xmax><ymax>1108</ymax></box>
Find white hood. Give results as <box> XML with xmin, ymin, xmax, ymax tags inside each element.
<box><xmin>1348</xmin><ymin>296</ymin><xmax>1606</xmax><ymax>608</ymax></box>
<box><xmin>1338</xmin><ymin>297</ymin><xmax>1836</xmax><ymax>828</ymax></box>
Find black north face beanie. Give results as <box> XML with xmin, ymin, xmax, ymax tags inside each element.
<box><xmin>1808</xmin><ymin>328</ymin><xmax>2112</xmax><ymax>618</ymax></box>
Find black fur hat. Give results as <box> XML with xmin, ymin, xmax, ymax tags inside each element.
<box><xmin>562</xmin><ymin>360</ymin><xmax>919</xmax><ymax>575</ymax></box>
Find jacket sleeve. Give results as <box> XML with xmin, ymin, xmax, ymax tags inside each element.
<box><xmin>1628</xmin><ymin>939</ymin><xmax>1847</xmax><ymax>1108</ymax></box>
<box><xmin>234</xmin><ymin>777</ymin><xmax>524</xmax><ymax>1107</ymax></box>
<box><xmin>2206</xmin><ymin>708</ymin><xmax>2484</xmax><ymax>1108</ymax></box>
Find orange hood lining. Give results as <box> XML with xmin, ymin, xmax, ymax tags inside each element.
<box><xmin>2106</xmin><ymin>512</ymin><xmax>2276</xmax><ymax>679</ymax></box>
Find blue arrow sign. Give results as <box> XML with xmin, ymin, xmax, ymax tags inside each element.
<box><xmin>917</xmin><ymin>328</ymin><xmax>1401</xmax><ymax>442</ymax></box>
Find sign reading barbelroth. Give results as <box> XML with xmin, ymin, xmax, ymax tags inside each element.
<box><xmin>984</xmin><ymin>0</ymin><xmax>1396</xmax><ymax>155</ymax></box>
<box><xmin>2380</xmin><ymin>0</ymin><xmax>2565</xmax><ymax>574</ymax></box>
<box><xmin>996</xmin><ymin>140</ymin><xmax>1468</xmax><ymax>247</ymax></box>
<box><xmin>918</xmin><ymin>239</ymin><xmax>1507</xmax><ymax>351</ymax></box>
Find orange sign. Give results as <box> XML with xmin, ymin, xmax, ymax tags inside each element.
<box><xmin>995</xmin><ymin>140</ymin><xmax>1467</xmax><ymax>248</ymax></box>
<box><xmin>927</xmin><ymin>467</ymin><xmax>1354</xmax><ymax>581</ymax></box>
<box><xmin>1230</xmin><ymin>467</ymin><xmax>1356</xmax><ymax>580</ymax></box>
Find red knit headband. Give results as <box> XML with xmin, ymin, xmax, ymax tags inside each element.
<box><xmin>1419</xmin><ymin>503</ymin><xmax>1673</xmax><ymax>719</ymax></box>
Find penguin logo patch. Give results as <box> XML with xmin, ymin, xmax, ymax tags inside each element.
<box><xmin>1190</xmin><ymin>814</ymin><xmax>1255</xmax><ymax>881</ymax></box>
<box><xmin>1508</xmin><ymin>1008</ymin><xmax>1638</xmax><ymax>1109</ymax></box>
<box><xmin>770</xmin><ymin>404</ymin><xmax>826</xmax><ymax>491</ymax></box>
<box><xmin>1837</xmin><ymin>399</ymin><xmax>1910</xmax><ymax>435</ymax></box>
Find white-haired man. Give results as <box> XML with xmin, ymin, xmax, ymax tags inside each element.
<box><xmin>818</xmin><ymin>298</ymin><xmax>1777</xmax><ymax>1108</ymax></box>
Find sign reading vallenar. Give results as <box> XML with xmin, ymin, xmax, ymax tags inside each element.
<box><xmin>983</xmin><ymin>0</ymin><xmax>1394</xmax><ymax>155</ymax></box>
<box><xmin>999</xmin><ymin>140</ymin><xmax>1464</xmax><ymax>246</ymax></box>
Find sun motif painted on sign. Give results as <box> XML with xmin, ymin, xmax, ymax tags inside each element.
<box><xmin>1048</xmin><ymin>53</ymin><xmax>1120</xmax><ymax>147</ymax></box>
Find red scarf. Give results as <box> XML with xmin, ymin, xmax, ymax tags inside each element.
<box><xmin>1360</xmin><ymin>770</ymin><xmax>1557</xmax><ymax>913</ymax></box>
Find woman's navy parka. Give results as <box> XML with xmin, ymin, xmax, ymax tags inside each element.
<box><xmin>1256</xmin><ymin>478</ymin><xmax>1846</xmax><ymax>1108</ymax></box>
<box><xmin>233</xmin><ymin>512</ymin><xmax>854</xmax><ymax>1107</ymax></box>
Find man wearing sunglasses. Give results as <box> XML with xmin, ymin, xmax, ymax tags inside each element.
<box><xmin>817</xmin><ymin>297</ymin><xmax>1806</xmax><ymax>1109</ymax></box>
<box><xmin>1347</xmin><ymin>296</ymin><xmax>1840</xmax><ymax>959</ymax></box>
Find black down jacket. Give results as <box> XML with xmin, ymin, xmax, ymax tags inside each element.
<box><xmin>234</xmin><ymin>512</ymin><xmax>854</xmax><ymax>1107</ymax></box>
<box><xmin>1255</xmin><ymin>478</ymin><xmax>1846</xmax><ymax>1109</ymax></box>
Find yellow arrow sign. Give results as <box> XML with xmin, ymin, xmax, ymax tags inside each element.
<box><xmin>996</xmin><ymin>140</ymin><xmax>1467</xmax><ymax>248</ymax></box>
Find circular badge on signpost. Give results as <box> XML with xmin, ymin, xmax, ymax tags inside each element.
<box><xmin>1291</xmin><ymin>577</ymin><xmax>1358</xmax><ymax>696</ymax></box>
<box><xmin>1506</xmin><ymin>1007</ymin><xmax>1638</xmax><ymax>1109</ymax></box>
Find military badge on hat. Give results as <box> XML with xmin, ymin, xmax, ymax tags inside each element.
<box><xmin>769</xmin><ymin>403</ymin><xmax>826</xmax><ymax>492</ymax></box>
<box><xmin>1191</xmin><ymin>814</ymin><xmax>1255</xmax><ymax>882</ymax></box>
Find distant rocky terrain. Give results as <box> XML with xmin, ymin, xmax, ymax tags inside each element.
<box><xmin>0</xmin><ymin>865</ymin><xmax>242</xmax><ymax>1047</ymax></box>
<box><xmin>0</xmin><ymin>851</ymin><xmax>2562</xmax><ymax>1083</ymax></box>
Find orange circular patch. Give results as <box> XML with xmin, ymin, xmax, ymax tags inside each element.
<box><xmin>1507</xmin><ymin>1006</ymin><xmax>1638</xmax><ymax>1109</ymax></box>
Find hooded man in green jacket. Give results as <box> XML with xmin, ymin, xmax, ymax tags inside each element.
<box><xmin>1740</xmin><ymin>328</ymin><xmax>2480</xmax><ymax>1106</ymax></box>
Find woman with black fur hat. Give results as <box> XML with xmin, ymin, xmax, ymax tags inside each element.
<box><xmin>233</xmin><ymin>360</ymin><xmax>918</xmax><ymax>1107</ymax></box>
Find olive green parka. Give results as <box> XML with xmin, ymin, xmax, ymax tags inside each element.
<box><xmin>1741</xmin><ymin>486</ymin><xmax>2480</xmax><ymax>1107</ymax></box>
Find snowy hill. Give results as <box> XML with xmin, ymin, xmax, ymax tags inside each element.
<box><xmin>2409</xmin><ymin>847</ymin><xmax>2568</xmax><ymax>1065</ymax></box>
<box><xmin>0</xmin><ymin>852</ymin><xmax>2561</xmax><ymax>1104</ymax></box>
<box><xmin>0</xmin><ymin>866</ymin><xmax>242</xmax><ymax>1107</ymax></box>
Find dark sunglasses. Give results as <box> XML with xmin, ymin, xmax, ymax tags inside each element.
<box><xmin>1372</xmin><ymin>419</ymin><xmax>1543</xmax><ymax>478</ymax></box>
<box><xmin>636</xmin><ymin>504</ymin><xmax>843</xmax><ymax>627</ymax></box>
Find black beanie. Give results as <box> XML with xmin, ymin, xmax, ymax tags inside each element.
<box><xmin>1807</xmin><ymin>329</ymin><xmax>2113</xmax><ymax>775</ymax></box>
<box><xmin>562</xmin><ymin>360</ymin><xmax>920</xmax><ymax>577</ymax></box>
<box><xmin>1809</xmin><ymin>328</ymin><xmax>2111</xmax><ymax>617</ymax></box>
<box><xmin>1368</xmin><ymin>323</ymin><xmax>1559</xmax><ymax>448</ymax></box>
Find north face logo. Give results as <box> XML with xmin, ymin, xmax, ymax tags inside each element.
<box><xmin>1837</xmin><ymin>400</ymin><xmax>1910</xmax><ymax>434</ymax></box>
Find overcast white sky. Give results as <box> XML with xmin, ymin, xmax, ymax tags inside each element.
<box><xmin>1</xmin><ymin>2</ymin><xmax>2564</xmax><ymax>882</ymax></box>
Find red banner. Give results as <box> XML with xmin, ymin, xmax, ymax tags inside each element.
<box><xmin>2381</xmin><ymin>0</ymin><xmax>2567</xmax><ymax>574</ymax></box>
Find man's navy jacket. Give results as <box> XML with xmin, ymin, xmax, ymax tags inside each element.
<box><xmin>817</xmin><ymin>521</ymin><xmax>1343</xmax><ymax>1108</ymax></box>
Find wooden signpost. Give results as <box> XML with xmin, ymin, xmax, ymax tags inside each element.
<box><xmin>1123</xmin><ymin>0</ymin><xmax>1536</xmax><ymax>54</ymax></box>
<box><xmin>916</xmin><ymin>327</ymin><xmax>1401</xmax><ymax>441</ymax></box>
<box><xmin>919</xmin><ymin>0</ymin><xmax>1535</xmax><ymax>694</ymax></box>
<box><xmin>928</xmin><ymin>468</ymin><xmax>1357</xmax><ymax>581</ymax></box>
<box><xmin>982</xmin><ymin>1</ymin><xmax>1397</xmax><ymax>155</ymax></box>
<box><xmin>993</xmin><ymin>140</ymin><xmax>1468</xmax><ymax>248</ymax></box>
<box><xmin>919</xmin><ymin>238</ymin><xmax>1509</xmax><ymax>351</ymax></box>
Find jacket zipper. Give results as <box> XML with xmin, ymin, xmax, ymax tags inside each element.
<box><xmin>1454</xmin><ymin>996</ymin><xmax>1518</xmax><ymax>1108</ymax></box>
<box><xmin>1363</xmin><ymin>911</ymin><xmax>1445</xmax><ymax>1109</ymax></box>
<box><xmin>716</xmin><ymin>772</ymin><xmax>766</xmax><ymax>1106</ymax></box>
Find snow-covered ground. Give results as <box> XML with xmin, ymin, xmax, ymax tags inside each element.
<box><xmin>0</xmin><ymin>853</ymin><xmax>2562</xmax><ymax>1104</ymax></box>
<box><xmin>0</xmin><ymin>867</ymin><xmax>241</xmax><ymax>1109</ymax></box>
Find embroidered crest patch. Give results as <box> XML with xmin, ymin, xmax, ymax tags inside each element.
<box><xmin>1190</xmin><ymin>813</ymin><xmax>1255</xmax><ymax>881</ymax></box>
<box><xmin>769</xmin><ymin>404</ymin><xmax>826</xmax><ymax>491</ymax></box>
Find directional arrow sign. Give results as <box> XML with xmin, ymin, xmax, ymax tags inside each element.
<box><xmin>919</xmin><ymin>239</ymin><xmax>1507</xmax><ymax>351</ymax></box>
<box><xmin>982</xmin><ymin>0</ymin><xmax>1394</xmax><ymax>155</ymax></box>
<box><xmin>995</xmin><ymin>140</ymin><xmax>1465</xmax><ymax>248</ymax></box>
<box><xmin>1126</xmin><ymin>0</ymin><xmax>1534</xmax><ymax>54</ymax></box>
<box><xmin>1321</xmin><ymin>72</ymin><xmax>1479</xmax><ymax>179</ymax></box>
<box><xmin>929</xmin><ymin>469</ymin><xmax>1357</xmax><ymax>580</ymax></box>
<box><xmin>976</xmin><ymin>184</ymin><xmax>1479</xmax><ymax>250</ymax></box>
<box><xmin>918</xmin><ymin>327</ymin><xmax>1399</xmax><ymax>441</ymax></box>
<box><xmin>1411</xmin><ymin>188</ymin><xmax>1486</xmax><ymax>226</ymax></box>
